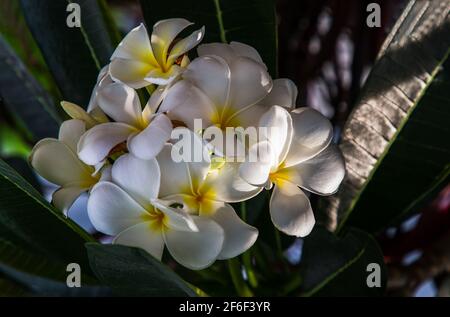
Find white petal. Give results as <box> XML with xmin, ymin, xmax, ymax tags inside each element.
<box><xmin>109</xmin><ymin>58</ymin><xmax>153</xmax><ymax>89</ymax></box>
<box><xmin>87</xmin><ymin>65</ymin><xmax>111</xmax><ymax>112</ymax></box>
<box><xmin>207</xmin><ymin>202</ymin><xmax>258</xmax><ymax>259</ymax></box>
<box><xmin>239</xmin><ymin>140</ymin><xmax>274</xmax><ymax>186</ymax></box>
<box><xmin>151</xmin><ymin>199</ymin><xmax>198</xmax><ymax>232</ymax></box>
<box><xmin>113</xmin><ymin>222</ymin><xmax>165</xmax><ymax>260</ymax></box>
<box><xmin>112</xmin><ymin>154</ymin><xmax>160</xmax><ymax>207</ymax></box>
<box><xmin>128</xmin><ymin>114</ymin><xmax>172</xmax><ymax>160</ymax></box>
<box><xmin>231</xmin><ymin>103</ymin><xmax>271</xmax><ymax>128</ymax></box>
<box><xmin>283</xmin><ymin>145</ymin><xmax>345</xmax><ymax>195</ymax></box>
<box><xmin>159</xmin><ymin>80</ymin><xmax>215</xmax><ymax>129</ymax></box>
<box><xmin>270</xmin><ymin>181</ymin><xmax>315</xmax><ymax>237</ymax></box>
<box><xmin>163</xmin><ymin>216</ymin><xmax>223</xmax><ymax>270</ymax></box>
<box><xmin>52</xmin><ymin>186</ymin><xmax>86</xmax><ymax>216</ymax></box>
<box><xmin>30</xmin><ymin>139</ymin><xmax>93</xmax><ymax>186</ymax></box>
<box><xmin>230</xmin><ymin>42</ymin><xmax>265</xmax><ymax>68</ymax></box>
<box><xmin>151</xmin><ymin>18</ymin><xmax>192</xmax><ymax>67</ymax></box>
<box><xmin>77</xmin><ymin>122</ymin><xmax>137</xmax><ymax>166</ymax></box>
<box><xmin>174</xmin><ymin>128</ymin><xmax>211</xmax><ymax>190</ymax></box>
<box><xmin>203</xmin><ymin>162</ymin><xmax>261</xmax><ymax>202</ymax></box>
<box><xmin>229</xmin><ymin>57</ymin><xmax>272</xmax><ymax>109</ymax></box>
<box><xmin>144</xmin><ymin>65</ymin><xmax>182</xmax><ymax>85</ymax></box>
<box><xmin>197</xmin><ymin>43</ymin><xmax>236</xmax><ymax>63</ymax></box>
<box><xmin>259</xmin><ymin>78</ymin><xmax>298</xmax><ymax>109</ymax></box>
<box><xmin>97</xmin><ymin>83</ymin><xmax>142</xmax><ymax>126</ymax></box>
<box><xmin>88</xmin><ymin>182</ymin><xmax>147</xmax><ymax>236</ymax></box>
<box><xmin>111</xmin><ymin>23</ymin><xmax>157</xmax><ymax>66</ymax></box>
<box><xmin>168</xmin><ymin>26</ymin><xmax>205</xmax><ymax>64</ymax></box>
<box><xmin>61</xmin><ymin>102</ymin><xmax>97</xmax><ymax>130</ymax></box>
<box><xmin>157</xmin><ymin>144</ymin><xmax>192</xmax><ymax>197</ymax></box>
<box><xmin>183</xmin><ymin>55</ymin><xmax>231</xmax><ymax>107</ymax></box>
<box><xmin>259</xmin><ymin>105</ymin><xmax>293</xmax><ymax>165</ymax></box>
<box><xmin>58</xmin><ymin>119</ymin><xmax>86</xmax><ymax>152</ymax></box>
<box><xmin>284</xmin><ymin>107</ymin><xmax>333</xmax><ymax>167</ymax></box>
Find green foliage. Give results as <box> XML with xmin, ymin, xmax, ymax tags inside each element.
<box><xmin>0</xmin><ymin>36</ymin><xmax>60</xmax><ymax>141</ymax></box>
<box><xmin>325</xmin><ymin>0</ymin><xmax>450</xmax><ymax>233</ymax></box>
<box><xmin>20</xmin><ymin>0</ymin><xmax>114</xmax><ymax>106</ymax></box>
<box><xmin>300</xmin><ymin>226</ymin><xmax>386</xmax><ymax>296</ymax></box>
<box><xmin>86</xmin><ymin>243</ymin><xmax>197</xmax><ymax>296</ymax></box>
<box><xmin>0</xmin><ymin>159</ymin><xmax>94</xmax><ymax>268</ymax></box>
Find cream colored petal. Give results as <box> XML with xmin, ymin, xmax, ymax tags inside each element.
<box><xmin>52</xmin><ymin>186</ymin><xmax>87</xmax><ymax>216</ymax></box>
<box><xmin>281</xmin><ymin>145</ymin><xmax>345</xmax><ymax>195</ymax></box>
<box><xmin>58</xmin><ymin>119</ymin><xmax>86</xmax><ymax>152</ymax></box>
<box><xmin>88</xmin><ymin>181</ymin><xmax>147</xmax><ymax>236</ymax></box>
<box><xmin>230</xmin><ymin>41</ymin><xmax>265</xmax><ymax>68</ymax></box>
<box><xmin>109</xmin><ymin>58</ymin><xmax>153</xmax><ymax>89</ymax></box>
<box><xmin>157</xmin><ymin>144</ymin><xmax>192</xmax><ymax>197</ymax></box>
<box><xmin>206</xmin><ymin>202</ymin><xmax>258</xmax><ymax>259</ymax></box>
<box><xmin>183</xmin><ymin>55</ymin><xmax>231</xmax><ymax>107</ymax></box>
<box><xmin>111</xmin><ymin>23</ymin><xmax>157</xmax><ymax>66</ymax></box>
<box><xmin>163</xmin><ymin>216</ymin><xmax>223</xmax><ymax>270</ymax></box>
<box><xmin>151</xmin><ymin>18</ymin><xmax>192</xmax><ymax>67</ymax></box>
<box><xmin>270</xmin><ymin>181</ymin><xmax>315</xmax><ymax>237</ymax></box>
<box><xmin>229</xmin><ymin>57</ymin><xmax>272</xmax><ymax>109</ymax></box>
<box><xmin>113</xmin><ymin>222</ymin><xmax>165</xmax><ymax>260</ymax></box>
<box><xmin>77</xmin><ymin>122</ymin><xmax>137</xmax><ymax>166</ymax></box>
<box><xmin>202</xmin><ymin>162</ymin><xmax>261</xmax><ymax>203</ymax></box>
<box><xmin>197</xmin><ymin>43</ymin><xmax>235</xmax><ymax>63</ymax></box>
<box><xmin>97</xmin><ymin>82</ymin><xmax>142</xmax><ymax>126</ymax></box>
<box><xmin>284</xmin><ymin>107</ymin><xmax>333</xmax><ymax>167</ymax></box>
<box><xmin>159</xmin><ymin>80</ymin><xmax>216</xmax><ymax>129</ymax></box>
<box><xmin>128</xmin><ymin>114</ymin><xmax>172</xmax><ymax>160</ymax></box>
<box><xmin>167</xmin><ymin>26</ymin><xmax>205</xmax><ymax>64</ymax></box>
<box><xmin>30</xmin><ymin>139</ymin><xmax>93</xmax><ymax>186</ymax></box>
<box><xmin>258</xmin><ymin>78</ymin><xmax>298</xmax><ymax>109</ymax></box>
<box><xmin>259</xmin><ymin>105</ymin><xmax>293</xmax><ymax>166</ymax></box>
<box><xmin>112</xmin><ymin>154</ymin><xmax>160</xmax><ymax>207</ymax></box>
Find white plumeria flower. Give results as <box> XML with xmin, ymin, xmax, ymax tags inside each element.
<box><xmin>30</xmin><ymin>119</ymin><xmax>110</xmax><ymax>215</ymax></box>
<box><xmin>87</xmin><ymin>64</ymin><xmax>114</xmax><ymax>112</ymax></box>
<box><xmin>77</xmin><ymin>82</ymin><xmax>172</xmax><ymax>166</ymax></box>
<box><xmin>197</xmin><ymin>41</ymin><xmax>268</xmax><ymax>69</ymax></box>
<box><xmin>239</xmin><ymin>106</ymin><xmax>345</xmax><ymax>237</ymax></box>
<box><xmin>159</xmin><ymin>51</ymin><xmax>273</xmax><ymax>133</ymax></box>
<box><xmin>157</xmin><ymin>128</ymin><xmax>260</xmax><ymax>259</ymax></box>
<box><xmin>87</xmin><ymin>153</ymin><xmax>224</xmax><ymax>270</ymax></box>
<box><xmin>110</xmin><ymin>19</ymin><xmax>204</xmax><ymax>88</ymax></box>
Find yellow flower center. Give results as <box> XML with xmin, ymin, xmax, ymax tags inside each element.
<box><xmin>142</xmin><ymin>208</ymin><xmax>168</xmax><ymax>232</ymax></box>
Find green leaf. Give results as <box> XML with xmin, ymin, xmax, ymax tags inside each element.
<box><xmin>0</xmin><ymin>35</ymin><xmax>60</xmax><ymax>141</ymax></box>
<box><xmin>323</xmin><ymin>0</ymin><xmax>450</xmax><ymax>233</ymax></box>
<box><xmin>86</xmin><ymin>243</ymin><xmax>197</xmax><ymax>296</ymax></box>
<box><xmin>300</xmin><ymin>226</ymin><xmax>386</xmax><ymax>297</ymax></box>
<box><xmin>0</xmin><ymin>158</ymin><xmax>94</xmax><ymax>268</ymax></box>
<box><xmin>0</xmin><ymin>238</ymin><xmax>109</xmax><ymax>296</ymax></box>
<box><xmin>140</xmin><ymin>0</ymin><xmax>278</xmax><ymax>76</ymax></box>
<box><xmin>20</xmin><ymin>0</ymin><xmax>114</xmax><ymax>106</ymax></box>
<box><xmin>0</xmin><ymin>276</ymin><xmax>28</xmax><ymax>297</ymax></box>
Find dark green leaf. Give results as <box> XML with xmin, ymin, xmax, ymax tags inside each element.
<box><xmin>140</xmin><ymin>0</ymin><xmax>278</xmax><ymax>76</ymax></box>
<box><xmin>0</xmin><ymin>275</ymin><xmax>28</xmax><ymax>297</ymax></box>
<box><xmin>323</xmin><ymin>0</ymin><xmax>450</xmax><ymax>233</ymax></box>
<box><xmin>0</xmin><ymin>238</ymin><xmax>109</xmax><ymax>296</ymax></box>
<box><xmin>0</xmin><ymin>35</ymin><xmax>60</xmax><ymax>140</ymax></box>
<box><xmin>300</xmin><ymin>226</ymin><xmax>387</xmax><ymax>296</ymax></box>
<box><xmin>0</xmin><ymin>158</ymin><xmax>94</xmax><ymax>268</ymax></box>
<box><xmin>20</xmin><ymin>0</ymin><xmax>114</xmax><ymax>106</ymax></box>
<box><xmin>86</xmin><ymin>243</ymin><xmax>197</xmax><ymax>296</ymax></box>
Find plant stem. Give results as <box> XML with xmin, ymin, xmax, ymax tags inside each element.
<box><xmin>227</xmin><ymin>258</ymin><xmax>254</xmax><ymax>297</ymax></box>
<box><xmin>239</xmin><ymin>201</ymin><xmax>258</xmax><ymax>288</ymax></box>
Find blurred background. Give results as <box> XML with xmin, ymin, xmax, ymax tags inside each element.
<box><xmin>0</xmin><ymin>0</ymin><xmax>448</xmax><ymax>296</ymax></box>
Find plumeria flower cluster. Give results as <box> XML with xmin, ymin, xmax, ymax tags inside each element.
<box><xmin>30</xmin><ymin>18</ymin><xmax>345</xmax><ymax>270</ymax></box>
